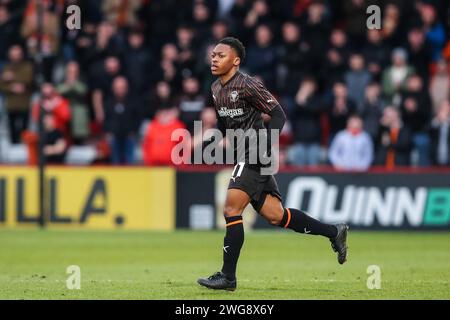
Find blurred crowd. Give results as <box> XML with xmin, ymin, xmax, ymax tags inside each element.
<box><xmin>0</xmin><ymin>0</ymin><xmax>449</xmax><ymax>170</ymax></box>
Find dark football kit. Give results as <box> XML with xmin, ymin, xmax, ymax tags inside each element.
<box><xmin>211</xmin><ymin>71</ymin><xmax>282</xmax><ymax>211</ymax></box>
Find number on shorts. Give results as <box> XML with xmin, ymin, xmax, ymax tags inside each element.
<box><xmin>231</xmin><ymin>162</ymin><xmax>245</xmax><ymax>181</ymax></box>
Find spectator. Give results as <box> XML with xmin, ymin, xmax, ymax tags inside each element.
<box><xmin>83</xmin><ymin>21</ymin><xmax>122</xmax><ymax>68</ymax></box>
<box><xmin>287</xmin><ymin>77</ymin><xmax>324</xmax><ymax>166</ymax></box>
<box><xmin>104</xmin><ymin>76</ymin><xmax>140</xmax><ymax>165</ymax></box>
<box><xmin>0</xmin><ymin>45</ymin><xmax>33</xmax><ymax>143</ymax></box>
<box><xmin>144</xmin><ymin>0</ymin><xmax>180</xmax><ymax>47</ymax></box>
<box><xmin>156</xmin><ymin>43</ymin><xmax>181</xmax><ymax>90</ymax></box>
<box><xmin>245</xmin><ymin>24</ymin><xmax>278</xmax><ymax>91</ymax></box>
<box><xmin>42</xmin><ymin>113</ymin><xmax>67</xmax><ymax>164</ymax></box>
<box><xmin>57</xmin><ymin>61</ymin><xmax>89</xmax><ymax>144</ymax></box>
<box><xmin>429</xmin><ymin>99</ymin><xmax>450</xmax><ymax>166</ymax></box>
<box><xmin>145</xmin><ymin>81</ymin><xmax>178</xmax><ymax>120</ymax></box>
<box><xmin>123</xmin><ymin>30</ymin><xmax>153</xmax><ymax>96</ymax></box>
<box><xmin>176</xmin><ymin>25</ymin><xmax>197</xmax><ymax>76</ymax></box>
<box><xmin>418</xmin><ymin>4</ymin><xmax>446</xmax><ymax>62</ymax></box>
<box><xmin>228</xmin><ymin>0</ymin><xmax>249</xmax><ymax>38</ymax></box>
<box><xmin>91</xmin><ymin>55</ymin><xmax>122</xmax><ymax>126</ymax></box>
<box><xmin>345</xmin><ymin>53</ymin><xmax>372</xmax><ymax>112</ymax></box>
<box><xmin>101</xmin><ymin>0</ymin><xmax>143</xmax><ymax>29</ymax></box>
<box><xmin>32</xmin><ymin>83</ymin><xmax>71</xmax><ymax>138</ymax></box>
<box><xmin>343</xmin><ymin>0</ymin><xmax>368</xmax><ymax>48</ymax></box>
<box><xmin>301</xmin><ymin>1</ymin><xmax>330</xmax><ymax>72</ymax></box>
<box><xmin>406</xmin><ymin>27</ymin><xmax>432</xmax><ymax>86</ymax></box>
<box><xmin>322</xmin><ymin>28</ymin><xmax>350</xmax><ymax>88</ymax></box>
<box><xmin>278</xmin><ymin>21</ymin><xmax>312</xmax><ymax>95</ymax></box>
<box><xmin>21</xmin><ymin>0</ymin><xmax>60</xmax><ymax>81</ymax></box>
<box><xmin>178</xmin><ymin>77</ymin><xmax>205</xmax><ymax>133</ymax></box>
<box><xmin>381</xmin><ymin>48</ymin><xmax>415</xmax><ymax>103</ymax></box>
<box><xmin>142</xmin><ymin>106</ymin><xmax>187</xmax><ymax>166</ymax></box>
<box><xmin>327</xmin><ymin>81</ymin><xmax>357</xmax><ymax>139</ymax></box>
<box><xmin>192</xmin><ymin>1</ymin><xmax>213</xmax><ymax>41</ymax></box>
<box><xmin>209</xmin><ymin>20</ymin><xmax>229</xmax><ymax>45</ymax></box>
<box><xmin>399</xmin><ymin>74</ymin><xmax>432</xmax><ymax>166</ymax></box>
<box><xmin>381</xmin><ymin>3</ymin><xmax>402</xmax><ymax>47</ymax></box>
<box><xmin>0</xmin><ymin>5</ymin><xmax>21</xmax><ymax>65</ymax></box>
<box><xmin>429</xmin><ymin>59</ymin><xmax>449</xmax><ymax>115</ymax></box>
<box><xmin>72</xmin><ymin>22</ymin><xmax>97</xmax><ymax>66</ymax></box>
<box><xmin>239</xmin><ymin>0</ymin><xmax>271</xmax><ymax>44</ymax></box>
<box><xmin>375</xmin><ymin>106</ymin><xmax>412</xmax><ymax>168</ymax></box>
<box><xmin>361</xmin><ymin>82</ymin><xmax>385</xmax><ymax>141</ymax></box>
<box><xmin>362</xmin><ymin>29</ymin><xmax>390</xmax><ymax>80</ymax></box>
<box><xmin>329</xmin><ymin>115</ymin><xmax>373</xmax><ymax>171</ymax></box>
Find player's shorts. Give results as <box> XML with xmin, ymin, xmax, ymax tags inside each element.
<box><xmin>227</xmin><ymin>162</ymin><xmax>282</xmax><ymax>212</ymax></box>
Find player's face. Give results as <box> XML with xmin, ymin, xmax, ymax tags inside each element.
<box><xmin>210</xmin><ymin>44</ymin><xmax>240</xmax><ymax>76</ymax></box>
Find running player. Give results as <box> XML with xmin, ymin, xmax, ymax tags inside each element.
<box><xmin>197</xmin><ymin>37</ymin><xmax>349</xmax><ymax>291</ymax></box>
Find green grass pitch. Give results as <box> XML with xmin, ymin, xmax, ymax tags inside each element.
<box><xmin>0</xmin><ymin>230</ymin><xmax>449</xmax><ymax>299</ymax></box>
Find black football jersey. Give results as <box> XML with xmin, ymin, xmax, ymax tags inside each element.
<box><xmin>211</xmin><ymin>71</ymin><xmax>281</xmax><ymax>166</ymax></box>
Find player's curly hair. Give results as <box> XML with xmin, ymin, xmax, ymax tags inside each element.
<box><xmin>218</xmin><ymin>37</ymin><xmax>246</xmax><ymax>62</ymax></box>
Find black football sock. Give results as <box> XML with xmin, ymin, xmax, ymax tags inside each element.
<box><xmin>221</xmin><ymin>215</ymin><xmax>244</xmax><ymax>280</ymax></box>
<box><xmin>279</xmin><ymin>208</ymin><xmax>338</xmax><ymax>239</ymax></box>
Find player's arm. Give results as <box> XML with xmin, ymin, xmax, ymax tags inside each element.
<box><xmin>264</xmin><ymin>105</ymin><xmax>286</xmax><ymax>156</ymax></box>
<box><xmin>267</xmin><ymin>104</ymin><xmax>286</xmax><ymax>134</ymax></box>
<box><xmin>246</xmin><ymin>77</ymin><xmax>286</xmax><ymax>138</ymax></box>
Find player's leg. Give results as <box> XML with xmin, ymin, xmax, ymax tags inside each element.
<box><xmin>198</xmin><ymin>188</ymin><xmax>250</xmax><ymax>290</ymax></box>
<box><xmin>259</xmin><ymin>194</ymin><xmax>337</xmax><ymax>237</ymax></box>
<box><xmin>221</xmin><ymin>188</ymin><xmax>249</xmax><ymax>279</ymax></box>
<box><xmin>258</xmin><ymin>194</ymin><xmax>349</xmax><ymax>264</ymax></box>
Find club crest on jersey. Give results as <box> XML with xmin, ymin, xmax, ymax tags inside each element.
<box><xmin>230</xmin><ymin>90</ymin><xmax>239</xmax><ymax>102</ymax></box>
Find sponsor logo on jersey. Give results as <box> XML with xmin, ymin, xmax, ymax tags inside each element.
<box><xmin>218</xmin><ymin>107</ymin><xmax>244</xmax><ymax>118</ymax></box>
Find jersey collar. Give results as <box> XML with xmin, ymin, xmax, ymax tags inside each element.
<box><xmin>220</xmin><ymin>70</ymin><xmax>241</xmax><ymax>87</ymax></box>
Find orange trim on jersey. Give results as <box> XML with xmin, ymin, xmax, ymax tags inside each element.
<box><xmin>284</xmin><ymin>208</ymin><xmax>292</xmax><ymax>228</ymax></box>
<box><xmin>226</xmin><ymin>220</ymin><xmax>243</xmax><ymax>227</ymax></box>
